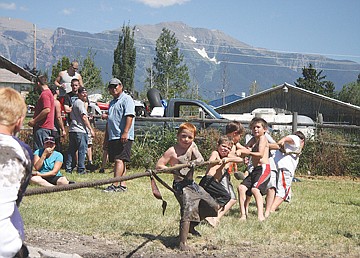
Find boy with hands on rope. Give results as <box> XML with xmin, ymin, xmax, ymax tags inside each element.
<box><xmin>200</xmin><ymin>135</ymin><xmax>243</xmax><ymax>227</ymax></box>
<box><xmin>237</xmin><ymin>117</ymin><xmax>271</xmax><ymax>222</ymax></box>
<box><xmin>267</xmin><ymin>131</ymin><xmax>305</xmax><ymax>213</ymax></box>
<box><xmin>156</xmin><ymin>123</ymin><xmax>219</xmax><ymax>251</ymax></box>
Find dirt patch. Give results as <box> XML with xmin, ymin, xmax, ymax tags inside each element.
<box><xmin>25</xmin><ymin>228</ymin><xmax>358</xmax><ymax>258</ymax></box>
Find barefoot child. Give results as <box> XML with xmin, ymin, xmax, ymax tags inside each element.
<box><xmin>156</xmin><ymin>123</ymin><xmax>219</xmax><ymax>251</ymax></box>
<box><xmin>269</xmin><ymin>131</ymin><xmax>305</xmax><ymax>213</ymax></box>
<box><xmin>238</xmin><ymin>117</ymin><xmax>270</xmax><ymax>221</ymax></box>
<box><xmin>200</xmin><ymin>135</ymin><xmax>243</xmax><ymax>227</ymax></box>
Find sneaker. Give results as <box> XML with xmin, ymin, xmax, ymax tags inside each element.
<box><xmin>68</xmin><ymin>181</ymin><xmax>76</xmax><ymax>184</ymax></box>
<box><xmin>99</xmin><ymin>168</ymin><xmax>105</xmax><ymax>173</ymax></box>
<box><xmin>86</xmin><ymin>163</ymin><xmax>99</xmax><ymax>172</ymax></box>
<box><xmin>103</xmin><ymin>184</ymin><xmax>127</xmax><ymax>192</ymax></box>
<box><xmin>78</xmin><ymin>170</ymin><xmax>88</xmax><ymax>175</ymax></box>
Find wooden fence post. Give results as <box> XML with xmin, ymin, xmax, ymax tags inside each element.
<box><xmin>292</xmin><ymin>112</ymin><xmax>298</xmax><ymax>133</ymax></box>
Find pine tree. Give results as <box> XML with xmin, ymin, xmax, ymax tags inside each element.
<box><xmin>338</xmin><ymin>74</ymin><xmax>360</xmax><ymax>106</ymax></box>
<box><xmin>295</xmin><ymin>64</ymin><xmax>335</xmax><ymax>97</ymax></box>
<box><xmin>146</xmin><ymin>28</ymin><xmax>190</xmax><ymax>99</ymax></box>
<box><xmin>112</xmin><ymin>23</ymin><xmax>136</xmax><ymax>93</ymax></box>
<box><xmin>50</xmin><ymin>57</ymin><xmax>70</xmax><ymax>84</ymax></box>
<box><xmin>81</xmin><ymin>49</ymin><xmax>103</xmax><ymax>92</ymax></box>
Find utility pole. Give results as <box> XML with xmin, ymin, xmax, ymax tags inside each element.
<box><xmin>33</xmin><ymin>24</ymin><xmax>36</xmax><ymax>70</ymax></box>
<box><xmin>150</xmin><ymin>65</ymin><xmax>153</xmax><ymax>88</ymax></box>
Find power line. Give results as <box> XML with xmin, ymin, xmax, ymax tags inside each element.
<box><xmin>1</xmin><ymin>30</ymin><xmax>360</xmax><ymax>72</ymax></box>
<box><xmin>2</xmin><ymin>24</ymin><xmax>360</xmax><ymax>61</ymax></box>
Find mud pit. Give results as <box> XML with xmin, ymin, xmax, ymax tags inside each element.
<box><xmin>25</xmin><ymin>228</ymin><xmax>358</xmax><ymax>258</ymax></box>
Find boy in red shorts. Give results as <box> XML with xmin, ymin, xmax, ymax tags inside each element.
<box><xmin>238</xmin><ymin>117</ymin><xmax>270</xmax><ymax>221</ymax></box>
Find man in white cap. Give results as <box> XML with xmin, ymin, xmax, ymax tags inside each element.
<box><xmin>103</xmin><ymin>78</ymin><xmax>135</xmax><ymax>192</ymax></box>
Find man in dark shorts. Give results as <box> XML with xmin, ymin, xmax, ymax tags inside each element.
<box><xmin>103</xmin><ymin>78</ymin><xmax>135</xmax><ymax>192</ymax></box>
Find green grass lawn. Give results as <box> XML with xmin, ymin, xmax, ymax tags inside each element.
<box><xmin>20</xmin><ymin>169</ymin><xmax>360</xmax><ymax>256</ymax></box>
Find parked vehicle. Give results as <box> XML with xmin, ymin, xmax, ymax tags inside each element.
<box><xmin>221</xmin><ymin>108</ymin><xmax>315</xmax><ymax>138</ymax></box>
<box><xmin>92</xmin><ymin>89</ymin><xmax>229</xmax><ymax>134</ymax></box>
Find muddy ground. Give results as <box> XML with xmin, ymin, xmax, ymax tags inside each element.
<box><xmin>25</xmin><ymin>228</ymin><xmax>358</xmax><ymax>258</ymax></box>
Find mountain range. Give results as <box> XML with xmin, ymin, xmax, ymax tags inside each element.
<box><xmin>1</xmin><ymin>17</ymin><xmax>359</xmax><ymax>101</ymax></box>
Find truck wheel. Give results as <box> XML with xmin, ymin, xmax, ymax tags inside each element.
<box><xmin>147</xmin><ymin>88</ymin><xmax>162</xmax><ymax>109</ymax></box>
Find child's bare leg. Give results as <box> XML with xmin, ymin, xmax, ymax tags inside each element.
<box><xmin>252</xmin><ymin>188</ymin><xmax>265</xmax><ymax>221</ymax></box>
<box><xmin>244</xmin><ymin>195</ymin><xmax>251</xmax><ymax>217</ymax></box>
<box><xmin>270</xmin><ymin>196</ymin><xmax>284</xmax><ymax>212</ymax></box>
<box><xmin>179</xmin><ymin>221</ymin><xmax>191</xmax><ymax>251</ymax></box>
<box><xmin>205</xmin><ymin>216</ymin><xmax>217</xmax><ymax>227</ymax></box>
<box><xmin>238</xmin><ymin>185</ymin><xmax>248</xmax><ymax>220</ymax></box>
<box><xmin>265</xmin><ymin>188</ymin><xmax>276</xmax><ymax>218</ymax></box>
<box><xmin>218</xmin><ymin>199</ymin><xmax>236</xmax><ymax>220</ymax></box>
<box><xmin>207</xmin><ymin>199</ymin><xmax>237</xmax><ymax>226</ymax></box>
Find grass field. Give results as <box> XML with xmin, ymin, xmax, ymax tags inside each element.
<box><xmin>20</xmin><ymin>169</ymin><xmax>360</xmax><ymax>257</ymax></box>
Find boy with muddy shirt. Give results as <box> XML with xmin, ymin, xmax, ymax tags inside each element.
<box><xmin>238</xmin><ymin>117</ymin><xmax>270</xmax><ymax>221</ymax></box>
<box><xmin>156</xmin><ymin>122</ymin><xmax>219</xmax><ymax>251</ymax></box>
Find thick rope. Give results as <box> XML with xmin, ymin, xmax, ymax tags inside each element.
<box><xmin>25</xmin><ymin>160</ymin><xmax>220</xmax><ymax>196</ymax></box>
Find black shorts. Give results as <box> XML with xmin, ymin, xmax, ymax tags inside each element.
<box><xmin>108</xmin><ymin>139</ymin><xmax>133</xmax><ymax>163</ymax></box>
<box><xmin>199</xmin><ymin>175</ymin><xmax>230</xmax><ymax>207</ymax></box>
<box><xmin>44</xmin><ymin>175</ymin><xmax>62</xmax><ymax>185</ymax></box>
<box><xmin>241</xmin><ymin>164</ymin><xmax>271</xmax><ymax>196</ymax></box>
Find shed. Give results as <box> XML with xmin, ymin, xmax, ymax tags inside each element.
<box><xmin>215</xmin><ymin>82</ymin><xmax>360</xmax><ymax>125</ymax></box>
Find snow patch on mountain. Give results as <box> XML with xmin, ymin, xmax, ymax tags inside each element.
<box><xmin>194</xmin><ymin>47</ymin><xmax>220</xmax><ymax>64</ymax></box>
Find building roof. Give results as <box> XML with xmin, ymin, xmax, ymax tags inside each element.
<box><xmin>209</xmin><ymin>94</ymin><xmax>243</xmax><ymax>107</ymax></box>
<box><xmin>0</xmin><ymin>55</ymin><xmax>36</xmax><ymax>82</ymax></box>
<box><xmin>216</xmin><ymin>82</ymin><xmax>360</xmax><ymax>112</ymax></box>
<box><xmin>0</xmin><ymin>68</ymin><xmax>33</xmax><ymax>84</ymax></box>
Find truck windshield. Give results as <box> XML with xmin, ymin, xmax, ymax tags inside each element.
<box><xmin>201</xmin><ymin>102</ymin><xmax>224</xmax><ymax>119</ymax></box>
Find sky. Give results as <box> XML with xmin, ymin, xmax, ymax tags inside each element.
<box><xmin>0</xmin><ymin>0</ymin><xmax>360</xmax><ymax>63</ymax></box>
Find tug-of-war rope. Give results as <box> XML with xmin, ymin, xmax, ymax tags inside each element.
<box><xmin>24</xmin><ymin>147</ymin><xmax>302</xmax><ymax>197</ymax></box>
<box><xmin>24</xmin><ymin>160</ymin><xmax>221</xmax><ymax>215</ymax></box>
<box><xmin>24</xmin><ymin>160</ymin><xmax>220</xmax><ymax>196</ymax></box>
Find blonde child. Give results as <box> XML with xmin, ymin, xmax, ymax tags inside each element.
<box><xmin>0</xmin><ymin>87</ymin><xmax>33</xmax><ymax>257</ymax></box>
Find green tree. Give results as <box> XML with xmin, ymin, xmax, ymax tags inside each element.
<box><xmin>338</xmin><ymin>75</ymin><xmax>360</xmax><ymax>106</ymax></box>
<box><xmin>112</xmin><ymin>23</ymin><xmax>136</xmax><ymax>93</ymax></box>
<box><xmin>295</xmin><ymin>63</ymin><xmax>335</xmax><ymax>97</ymax></box>
<box><xmin>146</xmin><ymin>28</ymin><xmax>190</xmax><ymax>99</ymax></box>
<box><xmin>81</xmin><ymin>49</ymin><xmax>103</xmax><ymax>92</ymax></box>
<box><xmin>50</xmin><ymin>57</ymin><xmax>70</xmax><ymax>84</ymax></box>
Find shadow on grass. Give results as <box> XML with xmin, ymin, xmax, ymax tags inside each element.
<box><xmin>227</xmin><ymin>202</ymin><xmax>257</xmax><ymax>217</ymax></box>
<box><xmin>330</xmin><ymin>200</ymin><xmax>360</xmax><ymax>207</ymax></box>
<box><xmin>122</xmin><ymin>230</ymin><xmax>178</xmax><ymax>257</ymax></box>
